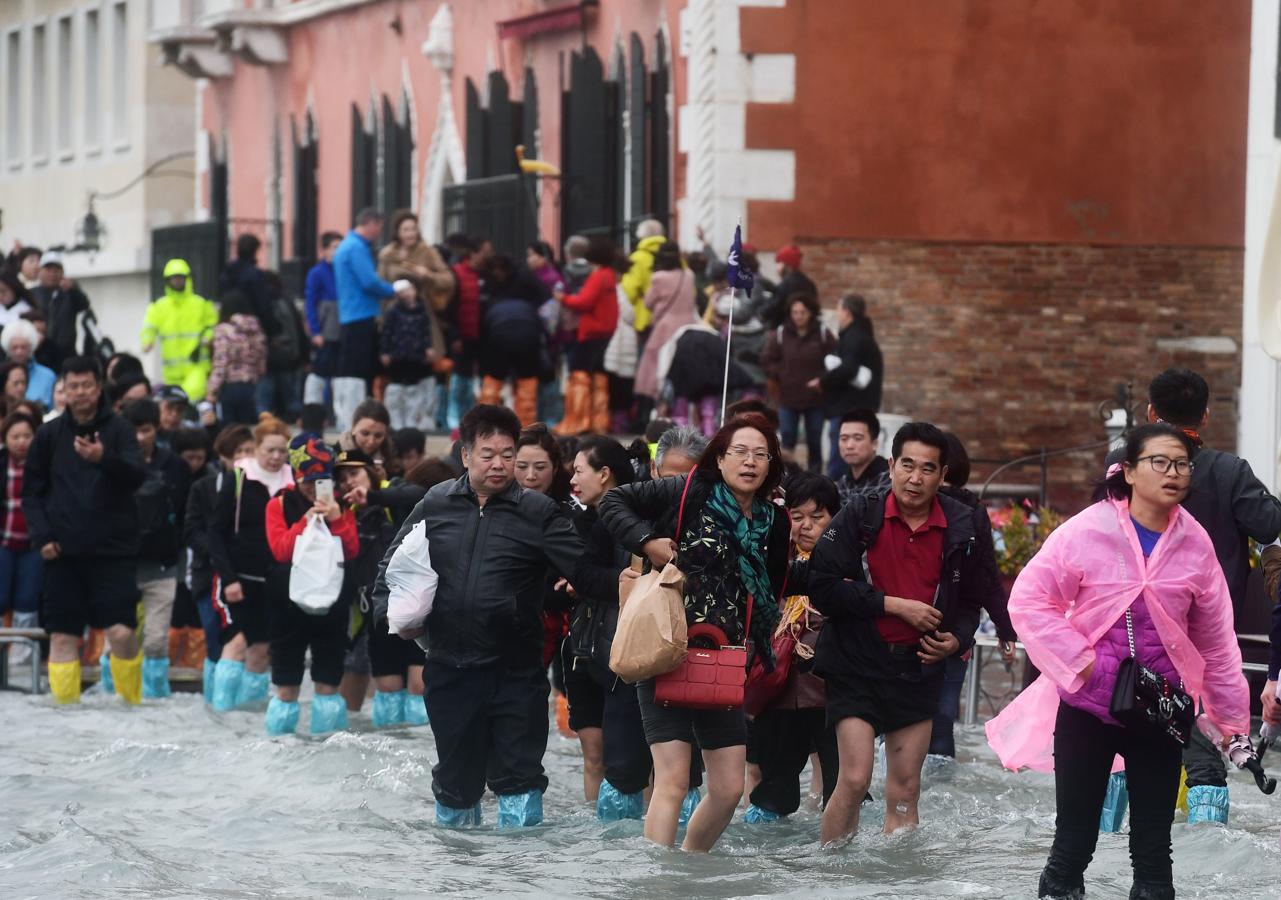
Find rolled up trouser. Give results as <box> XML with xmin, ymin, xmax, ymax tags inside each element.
<box><xmin>139</xmin><ymin>577</ymin><xmax>176</xmax><ymax>660</ymax></box>
<box><xmin>423</xmin><ymin>661</ymin><xmax>550</xmax><ymax>810</ymax></box>
<box><xmin>599</xmin><ymin>675</ymin><xmax>652</xmax><ymax>796</ymax></box>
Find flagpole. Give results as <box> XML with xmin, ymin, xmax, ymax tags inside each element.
<box><xmin>719</xmin><ymin>218</ymin><xmax>742</xmax><ymax>426</ymax></box>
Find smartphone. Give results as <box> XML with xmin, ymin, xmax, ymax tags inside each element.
<box><xmin>75</xmin><ymin>423</ymin><xmax>97</xmax><ymax>440</ymax></box>
<box><xmin>630</xmin><ymin>554</ymin><xmax>645</xmax><ymax>573</ymax></box>
<box><xmin>315</xmin><ymin>478</ymin><xmax>334</xmax><ymax>505</ymax></box>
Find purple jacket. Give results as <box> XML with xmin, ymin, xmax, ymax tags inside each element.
<box><xmin>1059</xmin><ymin>597</ymin><xmax>1178</xmax><ymax>724</ymax></box>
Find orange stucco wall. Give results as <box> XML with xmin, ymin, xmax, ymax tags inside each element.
<box><xmin>201</xmin><ymin>0</ymin><xmax>683</xmax><ymax>258</ymax></box>
<box><xmin>739</xmin><ymin>0</ymin><xmax>1251</xmax><ymax>250</ymax></box>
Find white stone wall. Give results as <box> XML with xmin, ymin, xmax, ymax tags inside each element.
<box><xmin>0</xmin><ymin>0</ymin><xmax>196</xmax><ymax>363</ymax></box>
<box><xmin>1241</xmin><ymin>0</ymin><xmax>1281</xmax><ymax>490</ymax></box>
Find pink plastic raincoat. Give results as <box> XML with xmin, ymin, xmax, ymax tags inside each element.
<box><xmin>986</xmin><ymin>498</ymin><xmax>1249</xmax><ymax>772</ymax></box>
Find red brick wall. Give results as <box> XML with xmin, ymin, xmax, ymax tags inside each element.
<box><xmin>801</xmin><ymin>239</ymin><xmax>1243</xmax><ymax>511</ymax></box>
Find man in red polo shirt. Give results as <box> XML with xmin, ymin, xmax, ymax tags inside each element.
<box><xmin>809</xmin><ymin>422</ymin><xmax>996</xmax><ymax>846</ymax></box>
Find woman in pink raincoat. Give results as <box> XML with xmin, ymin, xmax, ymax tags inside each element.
<box><xmin>986</xmin><ymin>423</ymin><xmax>1250</xmax><ymax>900</ymax></box>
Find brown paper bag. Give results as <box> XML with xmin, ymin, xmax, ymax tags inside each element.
<box><xmin>610</xmin><ymin>562</ymin><xmax>688</xmax><ymax>682</ymax></box>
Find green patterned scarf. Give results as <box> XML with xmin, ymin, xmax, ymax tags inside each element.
<box><xmin>706</xmin><ymin>480</ymin><xmax>779</xmax><ymax>652</ymax></box>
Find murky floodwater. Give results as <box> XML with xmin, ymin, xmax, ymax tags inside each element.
<box><xmin>1</xmin><ymin>682</ymin><xmax>1277</xmax><ymax>899</ymax></box>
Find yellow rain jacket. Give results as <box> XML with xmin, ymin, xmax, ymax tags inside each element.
<box><xmin>141</xmin><ymin>259</ymin><xmax>218</xmax><ymax>401</ymax></box>
<box><xmin>620</xmin><ymin>234</ymin><xmax>666</xmax><ymax>334</ymax></box>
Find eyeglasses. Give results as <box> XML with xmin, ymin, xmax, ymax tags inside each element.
<box><xmin>724</xmin><ymin>445</ymin><xmax>772</xmax><ymax>463</ymax></box>
<box><xmin>1136</xmin><ymin>455</ymin><xmax>1194</xmax><ymax>476</ymax></box>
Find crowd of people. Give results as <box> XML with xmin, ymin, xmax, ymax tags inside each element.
<box><xmin>3</xmin><ymin>213</ymin><xmax>1280</xmax><ymax>899</ymax></box>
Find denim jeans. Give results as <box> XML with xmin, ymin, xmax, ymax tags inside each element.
<box><xmin>194</xmin><ymin>590</ymin><xmax>222</xmax><ymax>662</ymax></box>
<box><xmin>257</xmin><ymin>371</ymin><xmax>302</xmax><ymax>422</ymax></box>
<box><xmin>826</xmin><ymin>417</ymin><xmax>847</xmax><ymax>480</ymax></box>
<box><xmin>218</xmin><ymin>381</ymin><xmax>259</xmax><ymax>425</ymax></box>
<box><xmin>0</xmin><ymin>546</ymin><xmax>42</xmax><ymax>614</ymax></box>
<box><xmin>928</xmin><ymin>653</ymin><xmax>969</xmax><ymax>757</ymax></box>
<box><xmin>778</xmin><ymin>406</ymin><xmax>825</xmax><ymax>472</ymax></box>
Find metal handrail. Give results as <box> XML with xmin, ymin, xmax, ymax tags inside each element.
<box><xmin>977</xmin><ymin>437</ymin><xmax>1115</xmax><ymax>506</ymax></box>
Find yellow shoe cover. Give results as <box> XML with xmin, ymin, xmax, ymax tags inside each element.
<box><xmin>49</xmin><ymin>660</ymin><xmax>82</xmax><ymax>704</ymax></box>
<box><xmin>1176</xmin><ymin>766</ymin><xmax>1190</xmax><ymax>813</ymax></box>
<box><xmin>110</xmin><ymin>652</ymin><xmax>144</xmax><ymax>706</ymax></box>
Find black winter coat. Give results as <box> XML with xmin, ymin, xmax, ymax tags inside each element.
<box><xmin>206</xmin><ymin>468</ymin><xmax>281</xmax><ymax>585</ymax></box>
<box><xmin>370</xmin><ymin>475</ymin><xmax>586</xmax><ymax>669</ymax></box>
<box><xmin>809</xmin><ymin>490</ymin><xmax>996</xmax><ymax>682</ymax></box>
<box><xmin>219</xmin><ymin>258</ymin><xmax>280</xmax><ymax>337</ymax></box>
<box><xmin>820</xmin><ymin>321</ymin><xmax>882</xmax><ymax>417</ymax></box>
<box><xmin>566</xmin><ymin>508</ymin><xmax>632</xmax><ymax>673</ymax></box>
<box><xmin>184</xmin><ymin>468</ymin><xmax>223</xmax><ymax>597</ymax></box>
<box><xmin>23</xmin><ymin>399</ymin><xmax>146</xmax><ymax>558</ymax></box>
<box><xmin>1105</xmin><ymin>443</ymin><xmax>1281</xmax><ymax>619</ymax></box>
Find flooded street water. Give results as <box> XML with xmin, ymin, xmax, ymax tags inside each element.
<box><xmin>1</xmin><ymin>684</ymin><xmax>1277</xmax><ymax>899</ymax></box>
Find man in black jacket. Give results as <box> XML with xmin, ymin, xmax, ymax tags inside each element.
<box><xmin>371</xmin><ymin>405</ymin><xmax>584</xmax><ymax>829</ymax></box>
<box><xmin>218</xmin><ymin>234</ymin><xmax>280</xmax><ymax>338</ymax></box>
<box><xmin>809</xmin><ymin>421</ymin><xmax>997</xmax><ymax>845</ymax></box>
<box><xmin>813</xmin><ymin>294</ymin><xmax>883</xmax><ymax>479</ymax></box>
<box><xmin>30</xmin><ymin>252</ymin><xmax>91</xmax><ymax>371</ymax></box>
<box><xmin>1110</xmin><ymin>368</ymin><xmax>1281</xmax><ymax>824</ymax></box>
<box><xmin>25</xmin><ymin>356</ymin><xmax>147</xmax><ymax>705</ymax></box>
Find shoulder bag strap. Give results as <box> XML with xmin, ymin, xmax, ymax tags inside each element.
<box><xmin>674</xmin><ymin>472</ymin><xmax>695</xmax><ymax>540</ymax></box>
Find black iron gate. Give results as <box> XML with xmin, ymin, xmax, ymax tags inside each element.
<box><xmin>441</xmin><ymin>174</ymin><xmax>537</xmax><ymax>258</ymax></box>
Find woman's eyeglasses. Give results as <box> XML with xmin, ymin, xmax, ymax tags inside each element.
<box><xmin>1136</xmin><ymin>454</ymin><xmax>1194</xmax><ymax>476</ymax></box>
<box><xmin>724</xmin><ymin>445</ymin><xmax>772</xmax><ymax>463</ymax></box>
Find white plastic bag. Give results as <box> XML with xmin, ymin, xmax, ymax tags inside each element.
<box><xmin>822</xmin><ymin>353</ymin><xmax>873</xmax><ymax>389</ymax></box>
<box><xmin>289</xmin><ymin>517</ymin><xmax>345</xmax><ymax>614</ymax></box>
<box><xmin>385</xmin><ymin>521</ymin><xmax>439</xmax><ymax>636</ymax></box>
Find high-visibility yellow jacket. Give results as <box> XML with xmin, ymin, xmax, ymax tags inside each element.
<box><xmin>620</xmin><ymin>234</ymin><xmax>666</xmax><ymax>334</ymax></box>
<box><xmin>141</xmin><ymin>258</ymin><xmax>218</xmax><ymax>401</ymax></box>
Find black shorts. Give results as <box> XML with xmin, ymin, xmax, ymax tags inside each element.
<box><xmin>369</xmin><ymin>617</ymin><xmax>426</xmax><ymax>679</ymax></box>
<box><xmin>561</xmin><ymin>641</ymin><xmax>604</xmax><ymax>731</ymax></box>
<box><xmin>214</xmin><ymin>575</ymin><xmax>271</xmax><ymax>646</ymax></box>
<box><xmin>636</xmin><ymin>679</ymin><xmax>747</xmax><ymax>750</ymax></box>
<box><xmin>42</xmin><ymin>556</ymin><xmax>139</xmax><ymax>636</ymax></box>
<box><xmin>269</xmin><ymin>588</ymin><xmax>349</xmax><ymax>688</ymax></box>
<box><xmin>825</xmin><ymin>665</ymin><xmax>945</xmax><ymax>736</ymax></box>
<box><xmin>338</xmin><ymin>318</ymin><xmax>378</xmax><ymax>380</ymax></box>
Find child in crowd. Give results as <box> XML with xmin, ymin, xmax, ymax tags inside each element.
<box><xmin>379</xmin><ymin>279</ymin><xmax>436</xmax><ymax>431</ymax></box>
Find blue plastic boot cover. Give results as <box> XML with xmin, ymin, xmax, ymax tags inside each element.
<box><xmin>99</xmin><ymin>652</ymin><xmax>115</xmax><ymax>694</ymax></box>
<box><xmin>234</xmin><ymin>669</ymin><xmax>270</xmax><ymax>708</ymax></box>
<box><xmin>310</xmin><ymin>694</ymin><xmax>349</xmax><ymax>734</ymax></box>
<box><xmin>372</xmin><ymin>689</ymin><xmax>407</xmax><ymax>728</ymax></box>
<box><xmin>497</xmin><ymin>790</ymin><xmax>544</xmax><ymax>828</ymax></box>
<box><xmin>596</xmin><ymin>780</ymin><xmax>644</xmax><ymax>821</ymax></box>
<box><xmin>265</xmin><ymin>697</ymin><xmax>301</xmax><ymax>735</ymax></box>
<box><xmin>678</xmin><ymin>788</ymin><xmax>702</xmax><ymax>827</ymax></box>
<box><xmin>211</xmin><ymin>659</ymin><xmax>245</xmax><ymax>712</ymax></box>
<box><xmin>402</xmin><ymin>691</ymin><xmax>429</xmax><ymax>726</ymax></box>
<box><xmin>202</xmin><ymin>658</ymin><xmax>216</xmax><ymax>704</ymax></box>
<box><xmin>435</xmin><ymin>801</ymin><xmax>483</xmax><ymax>828</ymax></box>
<box><xmin>744</xmin><ymin>803</ymin><xmax>781</xmax><ymax>824</ymax></box>
<box><xmin>142</xmin><ymin>657</ymin><xmax>172</xmax><ymax>699</ymax></box>
<box><xmin>1099</xmin><ymin>771</ymin><xmax>1129</xmax><ymax>833</ymax></box>
<box><xmin>1185</xmin><ymin>785</ymin><xmax>1229</xmax><ymax>825</ymax></box>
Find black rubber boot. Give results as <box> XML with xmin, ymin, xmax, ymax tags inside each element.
<box><xmin>1129</xmin><ymin>883</ymin><xmax>1174</xmax><ymax>900</ymax></box>
<box><xmin>1038</xmin><ymin>868</ymin><xmax>1085</xmax><ymax>900</ymax></box>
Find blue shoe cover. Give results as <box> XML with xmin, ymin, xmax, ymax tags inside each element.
<box><xmin>403</xmin><ymin>692</ymin><xmax>429</xmax><ymax>726</ymax></box>
<box><xmin>99</xmin><ymin>652</ymin><xmax>115</xmax><ymax>694</ymax></box>
<box><xmin>435</xmin><ymin>801</ymin><xmax>482</xmax><ymax>828</ymax></box>
<box><xmin>265</xmin><ymin>697</ymin><xmax>300</xmax><ymax>735</ymax></box>
<box><xmin>234</xmin><ymin>669</ymin><xmax>270</xmax><ymax>708</ymax></box>
<box><xmin>142</xmin><ymin>657</ymin><xmax>172</xmax><ymax>699</ymax></box>
<box><xmin>596</xmin><ymin>780</ymin><xmax>644</xmax><ymax>821</ymax></box>
<box><xmin>497</xmin><ymin>790</ymin><xmax>544</xmax><ymax>828</ymax></box>
<box><xmin>744</xmin><ymin>803</ymin><xmax>781</xmax><ymax>824</ymax></box>
<box><xmin>678</xmin><ymin>788</ymin><xmax>702</xmax><ymax>827</ymax></box>
<box><xmin>310</xmin><ymin>694</ymin><xmax>349</xmax><ymax>734</ymax></box>
<box><xmin>1099</xmin><ymin>771</ymin><xmax>1128</xmax><ymax>833</ymax></box>
<box><xmin>372</xmin><ymin>689</ymin><xmax>407</xmax><ymax>728</ymax></box>
<box><xmin>211</xmin><ymin>659</ymin><xmax>245</xmax><ymax>712</ymax></box>
<box><xmin>1186</xmin><ymin>785</ymin><xmax>1229</xmax><ymax>825</ymax></box>
<box><xmin>202</xmin><ymin>659</ymin><xmax>216</xmax><ymax>705</ymax></box>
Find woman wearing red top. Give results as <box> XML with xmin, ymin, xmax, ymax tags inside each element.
<box><xmin>554</xmin><ymin>237</ymin><xmax>619</xmax><ymax>435</ymax></box>
<box><xmin>0</xmin><ymin>411</ymin><xmax>40</xmax><ymax>660</ymax></box>
<box><xmin>262</xmin><ymin>435</ymin><xmax>360</xmax><ymax>736</ymax></box>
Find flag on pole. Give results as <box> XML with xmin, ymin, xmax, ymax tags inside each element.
<box><xmin>725</xmin><ymin>224</ymin><xmax>754</xmax><ymax>295</ymax></box>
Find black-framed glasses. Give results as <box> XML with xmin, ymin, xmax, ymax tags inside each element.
<box><xmin>1136</xmin><ymin>454</ymin><xmax>1194</xmax><ymax>476</ymax></box>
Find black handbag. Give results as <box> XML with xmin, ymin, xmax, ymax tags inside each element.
<box><xmin>1108</xmin><ymin>608</ymin><xmax>1195</xmax><ymax>746</ymax></box>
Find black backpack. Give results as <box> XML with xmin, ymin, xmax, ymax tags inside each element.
<box><xmin>266</xmin><ymin>296</ymin><xmax>303</xmax><ymax>370</ymax></box>
<box><xmin>136</xmin><ymin>469</ymin><xmax>179</xmax><ymax>564</ymax></box>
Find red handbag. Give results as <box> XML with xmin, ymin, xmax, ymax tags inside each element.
<box><xmin>743</xmin><ymin>630</ymin><xmax>795</xmax><ymax>717</ymax></box>
<box><xmin>653</xmin><ymin>601</ymin><xmax>753</xmax><ymax>710</ymax></box>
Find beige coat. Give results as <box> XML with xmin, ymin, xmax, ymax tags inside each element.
<box><xmin>377</xmin><ymin>240</ymin><xmax>454</xmax><ymax>359</ymax></box>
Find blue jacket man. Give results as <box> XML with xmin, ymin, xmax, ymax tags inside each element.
<box><xmin>331</xmin><ymin>209</ymin><xmax>394</xmax><ymax>427</ymax></box>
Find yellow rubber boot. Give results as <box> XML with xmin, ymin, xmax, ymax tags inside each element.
<box><xmin>110</xmin><ymin>652</ymin><xmax>144</xmax><ymax>706</ymax></box>
<box><xmin>49</xmin><ymin>660</ymin><xmax>82</xmax><ymax>705</ymax></box>
<box><xmin>1176</xmin><ymin>766</ymin><xmax>1190</xmax><ymax>813</ymax></box>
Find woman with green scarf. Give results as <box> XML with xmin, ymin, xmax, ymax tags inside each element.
<box><xmin>599</xmin><ymin>412</ymin><xmax>796</xmax><ymax>852</ymax></box>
